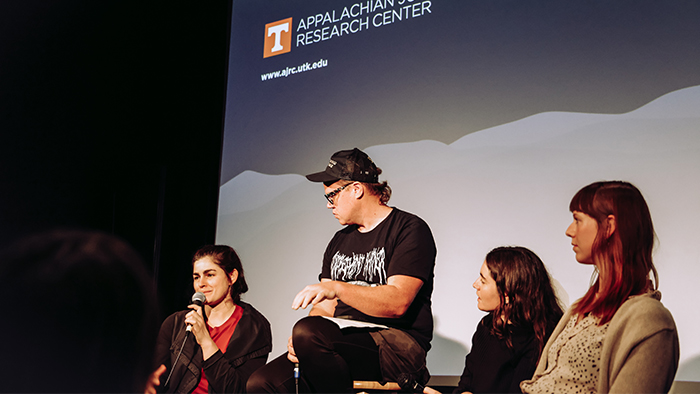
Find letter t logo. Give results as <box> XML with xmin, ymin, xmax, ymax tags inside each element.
<box><xmin>264</xmin><ymin>18</ymin><xmax>292</xmax><ymax>58</ymax></box>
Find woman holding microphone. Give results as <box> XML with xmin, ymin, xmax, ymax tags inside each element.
<box><xmin>148</xmin><ymin>245</ymin><xmax>272</xmax><ymax>393</ymax></box>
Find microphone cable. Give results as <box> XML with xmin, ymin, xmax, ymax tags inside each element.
<box><xmin>163</xmin><ymin>330</ymin><xmax>190</xmax><ymax>388</ymax></box>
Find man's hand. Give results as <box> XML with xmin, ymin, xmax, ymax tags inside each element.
<box><xmin>292</xmin><ymin>275</ymin><xmax>423</xmax><ymax>318</ymax></box>
<box><xmin>292</xmin><ymin>282</ymin><xmax>338</xmax><ymax>310</ymax></box>
<box><xmin>286</xmin><ymin>335</ymin><xmax>299</xmax><ymax>363</ymax></box>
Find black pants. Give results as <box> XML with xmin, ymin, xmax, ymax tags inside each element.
<box><xmin>247</xmin><ymin>316</ymin><xmax>383</xmax><ymax>393</ymax></box>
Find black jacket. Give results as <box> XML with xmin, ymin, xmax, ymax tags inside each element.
<box><xmin>154</xmin><ymin>301</ymin><xmax>272</xmax><ymax>393</ymax></box>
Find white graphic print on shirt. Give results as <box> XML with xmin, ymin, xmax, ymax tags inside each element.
<box><xmin>330</xmin><ymin>248</ymin><xmax>386</xmax><ymax>284</ymax></box>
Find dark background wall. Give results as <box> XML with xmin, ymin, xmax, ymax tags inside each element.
<box><xmin>0</xmin><ymin>1</ymin><xmax>230</xmax><ymax>317</ymax></box>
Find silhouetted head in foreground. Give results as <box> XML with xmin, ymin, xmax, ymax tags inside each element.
<box><xmin>0</xmin><ymin>229</ymin><xmax>159</xmax><ymax>393</ymax></box>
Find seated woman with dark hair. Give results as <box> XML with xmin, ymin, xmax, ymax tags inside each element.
<box><xmin>148</xmin><ymin>245</ymin><xmax>272</xmax><ymax>394</ymax></box>
<box><xmin>426</xmin><ymin>246</ymin><xmax>563</xmax><ymax>394</ymax></box>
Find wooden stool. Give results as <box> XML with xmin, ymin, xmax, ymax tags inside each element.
<box><xmin>353</xmin><ymin>380</ymin><xmax>402</xmax><ymax>393</ymax></box>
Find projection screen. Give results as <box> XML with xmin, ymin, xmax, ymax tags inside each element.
<box><xmin>217</xmin><ymin>0</ymin><xmax>700</xmax><ymax>380</ymax></box>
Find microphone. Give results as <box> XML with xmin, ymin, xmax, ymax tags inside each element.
<box><xmin>398</xmin><ymin>373</ymin><xmax>425</xmax><ymax>393</ymax></box>
<box><xmin>294</xmin><ymin>363</ymin><xmax>300</xmax><ymax>394</ymax></box>
<box><xmin>186</xmin><ymin>292</ymin><xmax>206</xmax><ymax>332</ymax></box>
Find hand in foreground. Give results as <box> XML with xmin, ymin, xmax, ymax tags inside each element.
<box><xmin>144</xmin><ymin>364</ymin><xmax>167</xmax><ymax>394</ymax></box>
<box><xmin>292</xmin><ymin>282</ymin><xmax>337</xmax><ymax>310</ymax></box>
<box><xmin>286</xmin><ymin>335</ymin><xmax>299</xmax><ymax>363</ymax></box>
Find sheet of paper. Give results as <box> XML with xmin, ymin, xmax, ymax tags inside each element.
<box><xmin>320</xmin><ymin>316</ymin><xmax>388</xmax><ymax>329</ymax></box>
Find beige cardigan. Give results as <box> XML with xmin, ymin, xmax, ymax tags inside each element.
<box><xmin>522</xmin><ymin>291</ymin><xmax>679</xmax><ymax>393</ymax></box>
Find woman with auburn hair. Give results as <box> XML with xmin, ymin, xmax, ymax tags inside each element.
<box><xmin>425</xmin><ymin>246</ymin><xmax>563</xmax><ymax>394</ymax></box>
<box><xmin>521</xmin><ymin>181</ymin><xmax>680</xmax><ymax>394</ymax></box>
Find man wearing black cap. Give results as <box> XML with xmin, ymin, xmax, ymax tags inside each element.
<box><xmin>247</xmin><ymin>148</ymin><xmax>436</xmax><ymax>393</ymax></box>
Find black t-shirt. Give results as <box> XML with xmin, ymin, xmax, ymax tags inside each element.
<box><xmin>320</xmin><ymin>208</ymin><xmax>436</xmax><ymax>351</ymax></box>
<box><xmin>455</xmin><ymin>314</ymin><xmax>555</xmax><ymax>394</ymax></box>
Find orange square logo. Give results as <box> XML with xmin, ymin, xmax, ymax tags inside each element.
<box><xmin>263</xmin><ymin>18</ymin><xmax>293</xmax><ymax>58</ymax></box>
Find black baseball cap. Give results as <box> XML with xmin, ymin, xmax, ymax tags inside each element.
<box><xmin>305</xmin><ymin>148</ymin><xmax>380</xmax><ymax>183</ymax></box>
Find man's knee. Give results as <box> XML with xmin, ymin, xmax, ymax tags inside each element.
<box><xmin>246</xmin><ymin>367</ymin><xmax>270</xmax><ymax>393</ymax></box>
<box><xmin>292</xmin><ymin>316</ymin><xmax>319</xmax><ymax>348</ymax></box>
<box><xmin>292</xmin><ymin>316</ymin><xmax>340</xmax><ymax>358</ymax></box>
<box><xmin>247</xmin><ymin>355</ymin><xmax>297</xmax><ymax>393</ymax></box>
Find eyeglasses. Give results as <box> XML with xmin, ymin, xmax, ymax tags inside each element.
<box><xmin>324</xmin><ymin>183</ymin><xmax>350</xmax><ymax>204</ymax></box>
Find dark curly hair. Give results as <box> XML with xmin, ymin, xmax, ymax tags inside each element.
<box><xmin>485</xmin><ymin>246</ymin><xmax>564</xmax><ymax>355</ymax></box>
